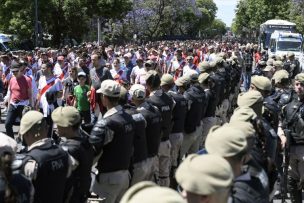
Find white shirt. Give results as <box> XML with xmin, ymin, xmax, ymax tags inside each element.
<box><xmin>130</xmin><ymin>65</ymin><xmax>142</xmax><ymax>83</ymax></box>
<box><xmin>38</xmin><ymin>76</ymin><xmax>63</xmax><ymax>117</ymax></box>
<box><xmin>53</xmin><ymin>62</ymin><xmax>71</xmax><ymax>79</ymax></box>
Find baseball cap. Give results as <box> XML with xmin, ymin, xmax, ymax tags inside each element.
<box><xmin>96</xmin><ymin>79</ymin><xmax>121</xmax><ymax>97</ymax></box>
<box><xmin>251</xmin><ymin>76</ymin><xmax>272</xmax><ymax>91</ymax></box>
<box><xmin>295</xmin><ymin>73</ymin><xmax>304</xmax><ymax>83</ymax></box>
<box><xmin>273</xmin><ymin>60</ymin><xmax>283</xmax><ymax>68</ymax></box>
<box><xmin>19</xmin><ymin>111</ymin><xmax>44</xmax><ymax>135</ymax></box>
<box><xmin>272</xmin><ymin>70</ymin><xmax>289</xmax><ymax>84</ymax></box>
<box><xmin>160</xmin><ymin>74</ymin><xmax>174</xmax><ymax>86</ymax></box>
<box><xmin>185</xmin><ymin>70</ymin><xmax>198</xmax><ymax>82</ymax></box>
<box><xmin>130</xmin><ymin>84</ymin><xmax>146</xmax><ymax>100</ymax></box>
<box><xmin>51</xmin><ymin>106</ymin><xmax>81</xmax><ymax>127</ymax></box>
<box><xmin>199</xmin><ymin>61</ymin><xmax>211</xmax><ymax>72</ymax></box>
<box><xmin>0</xmin><ymin>133</ymin><xmax>17</xmax><ymax>155</ymax></box>
<box><xmin>205</xmin><ymin>125</ymin><xmax>247</xmax><ymax>157</ymax></box>
<box><xmin>77</xmin><ymin>72</ymin><xmax>86</xmax><ymax>77</ymax></box>
<box><xmin>176</xmin><ymin>154</ymin><xmax>233</xmax><ymax>195</ymax></box>
<box><xmin>198</xmin><ymin>73</ymin><xmax>209</xmax><ymax>84</ymax></box>
<box><xmin>175</xmin><ymin>76</ymin><xmax>189</xmax><ymax>87</ymax></box>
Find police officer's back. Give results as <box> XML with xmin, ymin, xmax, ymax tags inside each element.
<box><xmin>19</xmin><ymin>110</ymin><xmax>69</xmax><ymax>203</ymax></box>
<box><xmin>145</xmin><ymin>70</ymin><xmax>174</xmax><ymax>186</ymax></box>
<box><xmin>90</xmin><ymin>80</ymin><xmax>135</xmax><ymax>203</ymax></box>
<box><xmin>119</xmin><ymin>85</ymin><xmax>149</xmax><ymax>185</ymax></box>
<box><xmin>146</xmin><ymin>71</ymin><xmax>174</xmax><ymax>143</ymax></box>
<box><xmin>129</xmin><ymin>84</ymin><xmax>162</xmax><ymax>183</ymax></box>
<box><xmin>279</xmin><ymin>73</ymin><xmax>304</xmax><ymax>203</ymax></box>
<box><xmin>52</xmin><ymin>106</ymin><xmax>94</xmax><ymax>203</ymax></box>
<box><xmin>228</xmin><ymin>121</ymin><xmax>269</xmax><ymax>203</ymax></box>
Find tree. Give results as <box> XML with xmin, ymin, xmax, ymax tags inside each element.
<box><xmin>290</xmin><ymin>0</ymin><xmax>304</xmax><ymax>33</ymax></box>
<box><xmin>204</xmin><ymin>19</ymin><xmax>226</xmax><ymax>38</ymax></box>
<box><xmin>233</xmin><ymin>0</ymin><xmax>292</xmax><ymax>37</ymax></box>
<box><xmin>0</xmin><ymin>0</ymin><xmax>132</xmax><ymax>46</ymax></box>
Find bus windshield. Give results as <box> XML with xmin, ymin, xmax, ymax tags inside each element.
<box><xmin>277</xmin><ymin>40</ymin><xmax>302</xmax><ymax>52</ymax></box>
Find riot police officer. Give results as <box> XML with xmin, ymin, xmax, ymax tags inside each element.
<box><xmin>286</xmin><ymin>52</ymin><xmax>300</xmax><ymax>78</ymax></box>
<box><xmin>271</xmin><ymin>70</ymin><xmax>293</xmax><ymax>109</ymax></box>
<box><xmin>90</xmin><ymin>80</ymin><xmax>135</xmax><ymax>203</ymax></box>
<box><xmin>250</xmin><ymin>75</ymin><xmax>280</xmax><ymax>131</ymax></box>
<box><xmin>119</xmin><ymin>85</ymin><xmax>149</xmax><ymax>186</ymax></box>
<box><xmin>129</xmin><ymin>84</ymin><xmax>162</xmax><ymax>183</ymax></box>
<box><xmin>280</xmin><ymin>73</ymin><xmax>304</xmax><ymax>203</ymax></box>
<box><xmin>177</xmin><ymin>72</ymin><xmax>204</xmax><ymax>158</ymax></box>
<box><xmin>198</xmin><ymin>73</ymin><xmax>216</xmax><ymax>145</ymax></box>
<box><xmin>237</xmin><ymin>91</ymin><xmax>278</xmax><ymax>191</ymax></box>
<box><xmin>146</xmin><ymin>70</ymin><xmax>174</xmax><ymax>187</ymax></box>
<box><xmin>51</xmin><ymin>106</ymin><xmax>94</xmax><ymax>203</ymax></box>
<box><xmin>19</xmin><ymin>110</ymin><xmax>70</xmax><ymax>203</ymax></box>
<box><xmin>160</xmin><ymin>74</ymin><xmax>187</xmax><ymax>186</ymax></box>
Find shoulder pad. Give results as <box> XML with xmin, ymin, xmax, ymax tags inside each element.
<box><xmin>278</xmin><ymin>93</ymin><xmax>292</xmax><ymax>106</ymax></box>
<box><xmin>12</xmin><ymin>154</ymin><xmax>27</xmax><ymax>171</ymax></box>
<box><xmin>89</xmin><ymin>119</ymin><xmax>108</xmax><ymax>144</ymax></box>
<box><xmin>132</xmin><ymin>113</ymin><xmax>146</xmax><ymax>122</ymax></box>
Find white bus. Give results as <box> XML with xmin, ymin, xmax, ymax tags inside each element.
<box><xmin>259</xmin><ymin>19</ymin><xmax>297</xmax><ymax>50</ymax></box>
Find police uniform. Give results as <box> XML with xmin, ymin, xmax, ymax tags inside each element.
<box><xmin>198</xmin><ymin>73</ymin><xmax>217</xmax><ymax>145</ymax></box>
<box><xmin>146</xmin><ymin>71</ymin><xmax>174</xmax><ymax>187</ymax></box>
<box><xmin>135</xmin><ymin>100</ymin><xmax>162</xmax><ymax>183</ymax></box>
<box><xmin>271</xmin><ymin>70</ymin><xmax>292</xmax><ymax>108</ymax></box>
<box><xmin>176</xmin><ymin>154</ymin><xmax>233</xmax><ymax>203</ymax></box>
<box><xmin>19</xmin><ymin>111</ymin><xmax>70</xmax><ymax>203</ymax></box>
<box><xmin>237</xmin><ymin>91</ymin><xmax>278</xmax><ymax>191</ymax></box>
<box><xmin>205</xmin><ymin>124</ymin><xmax>269</xmax><ymax>203</ymax></box>
<box><xmin>228</xmin><ymin>121</ymin><xmax>270</xmax><ymax>203</ymax></box>
<box><xmin>90</xmin><ymin>80</ymin><xmax>134</xmax><ymax>203</ymax></box>
<box><xmin>286</xmin><ymin>52</ymin><xmax>300</xmax><ymax>78</ymax></box>
<box><xmin>52</xmin><ymin>106</ymin><xmax>94</xmax><ymax>203</ymax></box>
<box><xmin>281</xmin><ymin>73</ymin><xmax>304</xmax><ymax>203</ymax></box>
<box><xmin>177</xmin><ymin>74</ymin><xmax>204</xmax><ymax>159</ymax></box>
<box><xmin>160</xmin><ymin>74</ymin><xmax>187</xmax><ymax>173</ymax></box>
<box><xmin>124</xmin><ymin>85</ymin><xmax>149</xmax><ymax>186</ymax></box>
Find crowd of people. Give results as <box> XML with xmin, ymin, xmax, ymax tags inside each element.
<box><xmin>0</xmin><ymin>40</ymin><xmax>302</xmax><ymax>203</ymax></box>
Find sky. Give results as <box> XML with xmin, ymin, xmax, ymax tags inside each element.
<box><xmin>213</xmin><ymin>0</ymin><xmax>238</xmax><ymax>27</ymax></box>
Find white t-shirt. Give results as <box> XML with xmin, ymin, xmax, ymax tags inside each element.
<box><xmin>130</xmin><ymin>65</ymin><xmax>142</xmax><ymax>83</ymax></box>
<box><xmin>135</xmin><ymin>68</ymin><xmax>147</xmax><ymax>86</ymax></box>
<box><xmin>53</xmin><ymin>62</ymin><xmax>71</xmax><ymax>79</ymax></box>
<box><xmin>38</xmin><ymin>76</ymin><xmax>63</xmax><ymax>117</ymax></box>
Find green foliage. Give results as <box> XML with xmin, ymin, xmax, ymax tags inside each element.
<box><xmin>289</xmin><ymin>0</ymin><xmax>304</xmax><ymax>33</ymax></box>
<box><xmin>0</xmin><ymin>0</ymin><xmax>132</xmax><ymax>46</ymax></box>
